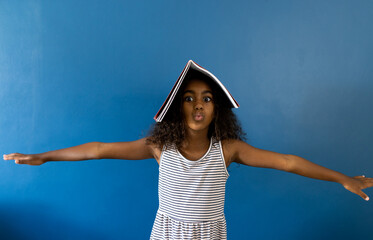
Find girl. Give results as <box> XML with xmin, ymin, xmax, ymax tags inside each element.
<box><xmin>3</xmin><ymin>60</ymin><xmax>373</xmax><ymax>240</ymax></box>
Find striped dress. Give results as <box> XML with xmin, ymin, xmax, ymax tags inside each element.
<box><xmin>150</xmin><ymin>137</ymin><xmax>229</xmax><ymax>239</ymax></box>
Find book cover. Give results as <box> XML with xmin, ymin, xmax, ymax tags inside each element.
<box><xmin>154</xmin><ymin>60</ymin><xmax>239</xmax><ymax>122</ymax></box>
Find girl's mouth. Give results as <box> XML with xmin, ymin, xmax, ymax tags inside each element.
<box><xmin>193</xmin><ymin>113</ymin><xmax>204</xmax><ymax>121</ymax></box>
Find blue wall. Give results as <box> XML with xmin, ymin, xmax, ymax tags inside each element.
<box><xmin>1</xmin><ymin>0</ymin><xmax>372</xmax><ymax>239</ymax></box>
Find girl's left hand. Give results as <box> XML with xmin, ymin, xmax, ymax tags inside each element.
<box><xmin>342</xmin><ymin>175</ymin><xmax>373</xmax><ymax>201</ymax></box>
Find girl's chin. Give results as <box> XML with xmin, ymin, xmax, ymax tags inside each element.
<box><xmin>186</xmin><ymin>123</ymin><xmax>210</xmax><ymax>131</ymax></box>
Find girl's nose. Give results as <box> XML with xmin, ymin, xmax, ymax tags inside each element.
<box><xmin>194</xmin><ymin>102</ymin><xmax>203</xmax><ymax>110</ymax></box>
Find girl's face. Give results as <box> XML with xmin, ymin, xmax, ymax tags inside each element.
<box><xmin>182</xmin><ymin>79</ymin><xmax>215</xmax><ymax>132</ymax></box>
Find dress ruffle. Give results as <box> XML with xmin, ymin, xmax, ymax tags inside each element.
<box><xmin>150</xmin><ymin>211</ymin><xmax>227</xmax><ymax>240</ymax></box>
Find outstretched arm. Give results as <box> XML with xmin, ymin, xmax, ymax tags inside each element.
<box><xmin>3</xmin><ymin>137</ymin><xmax>155</xmax><ymax>165</ymax></box>
<box><xmin>230</xmin><ymin>140</ymin><xmax>373</xmax><ymax>201</ymax></box>
<box><xmin>286</xmin><ymin>154</ymin><xmax>372</xmax><ymax>201</ymax></box>
<box><xmin>3</xmin><ymin>142</ymin><xmax>101</xmax><ymax>165</ymax></box>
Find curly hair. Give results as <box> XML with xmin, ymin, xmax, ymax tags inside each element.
<box><xmin>145</xmin><ymin>70</ymin><xmax>247</xmax><ymax>150</ymax></box>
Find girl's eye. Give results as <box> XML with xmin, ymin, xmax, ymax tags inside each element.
<box><xmin>183</xmin><ymin>96</ymin><xmax>213</xmax><ymax>102</ymax></box>
<box><xmin>204</xmin><ymin>97</ymin><xmax>212</xmax><ymax>102</ymax></box>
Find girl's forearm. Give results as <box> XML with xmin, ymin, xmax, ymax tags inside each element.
<box><xmin>40</xmin><ymin>142</ymin><xmax>101</xmax><ymax>162</ymax></box>
<box><xmin>286</xmin><ymin>154</ymin><xmax>351</xmax><ymax>185</ymax></box>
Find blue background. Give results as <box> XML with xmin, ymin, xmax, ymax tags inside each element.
<box><xmin>1</xmin><ymin>0</ymin><xmax>373</xmax><ymax>239</ymax></box>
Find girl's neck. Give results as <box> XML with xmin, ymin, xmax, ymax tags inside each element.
<box><xmin>182</xmin><ymin>128</ymin><xmax>210</xmax><ymax>150</ymax></box>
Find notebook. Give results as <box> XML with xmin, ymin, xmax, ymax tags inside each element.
<box><xmin>154</xmin><ymin>60</ymin><xmax>239</xmax><ymax>122</ymax></box>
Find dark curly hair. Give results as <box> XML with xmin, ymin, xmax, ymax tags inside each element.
<box><xmin>145</xmin><ymin>70</ymin><xmax>247</xmax><ymax>150</ymax></box>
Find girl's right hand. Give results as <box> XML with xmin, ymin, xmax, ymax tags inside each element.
<box><xmin>3</xmin><ymin>153</ymin><xmax>46</xmax><ymax>166</ymax></box>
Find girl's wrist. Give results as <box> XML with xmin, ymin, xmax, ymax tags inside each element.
<box><xmin>338</xmin><ymin>175</ymin><xmax>354</xmax><ymax>186</ymax></box>
<box><xmin>36</xmin><ymin>153</ymin><xmax>49</xmax><ymax>163</ymax></box>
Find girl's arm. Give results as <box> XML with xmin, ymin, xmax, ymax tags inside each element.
<box><xmin>96</xmin><ymin>137</ymin><xmax>154</xmax><ymax>160</ymax></box>
<box><xmin>3</xmin><ymin>138</ymin><xmax>154</xmax><ymax>165</ymax></box>
<box><xmin>229</xmin><ymin>140</ymin><xmax>373</xmax><ymax>201</ymax></box>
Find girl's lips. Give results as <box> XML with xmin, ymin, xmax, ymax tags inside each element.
<box><xmin>193</xmin><ymin>113</ymin><xmax>204</xmax><ymax>121</ymax></box>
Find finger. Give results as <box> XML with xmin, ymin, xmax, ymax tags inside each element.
<box><xmin>360</xmin><ymin>177</ymin><xmax>373</xmax><ymax>182</ymax></box>
<box><xmin>357</xmin><ymin>190</ymin><xmax>369</xmax><ymax>201</ymax></box>
<box><xmin>15</xmin><ymin>160</ymin><xmax>28</xmax><ymax>165</ymax></box>
<box><xmin>14</xmin><ymin>157</ymin><xmax>27</xmax><ymax>164</ymax></box>
<box><xmin>3</xmin><ymin>154</ymin><xmax>13</xmax><ymax>160</ymax></box>
<box><xmin>361</xmin><ymin>180</ymin><xmax>373</xmax><ymax>189</ymax></box>
<box><xmin>4</xmin><ymin>153</ymin><xmax>20</xmax><ymax>160</ymax></box>
<box><xmin>352</xmin><ymin>178</ymin><xmax>373</xmax><ymax>189</ymax></box>
<box><xmin>15</xmin><ymin>158</ymin><xmax>27</xmax><ymax>164</ymax></box>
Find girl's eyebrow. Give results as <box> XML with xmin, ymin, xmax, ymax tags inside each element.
<box><xmin>183</xmin><ymin>90</ymin><xmax>213</xmax><ymax>95</ymax></box>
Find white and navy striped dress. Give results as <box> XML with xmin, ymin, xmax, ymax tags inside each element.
<box><xmin>150</xmin><ymin>137</ymin><xmax>229</xmax><ymax>240</ymax></box>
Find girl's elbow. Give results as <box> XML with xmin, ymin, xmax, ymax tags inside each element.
<box><xmin>284</xmin><ymin>154</ymin><xmax>295</xmax><ymax>172</ymax></box>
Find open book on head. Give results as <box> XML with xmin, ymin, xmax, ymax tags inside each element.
<box><xmin>153</xmin><ymin>60</ymin><xmax>240</xmax><ymax>122</ymax></box>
